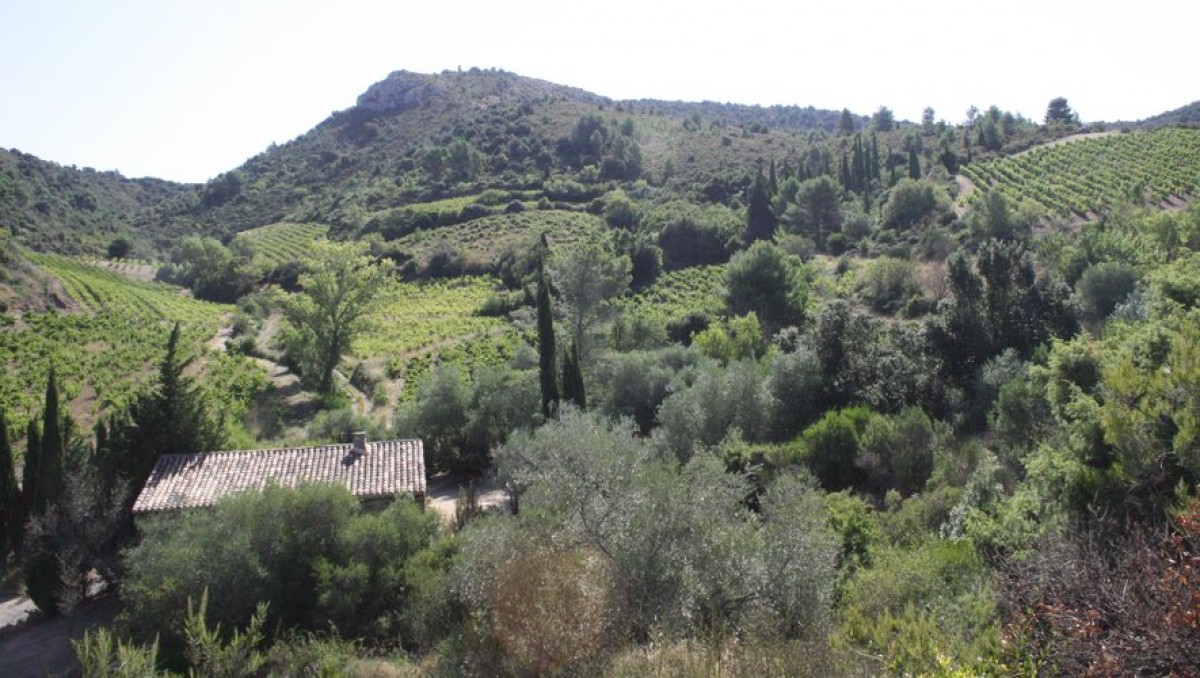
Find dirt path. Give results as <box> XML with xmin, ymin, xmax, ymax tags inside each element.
<box><xmin>425</xmin><ymin>476</ymin><xmax>509</xmax><ymax>523</ymax></box>
<box><xmin>0</xmin><ymin>596</ymin><xmax>119</xmax><ymax>677</ymax></box>
<box><xmin>1014</xmin><ymin>130</ymin><xmax>1119</xmax><ymax>157</ymax></box>
<box><xmin>954</xmin><ymin>174</ymin><xmax>977</xmax><ymax>216</ymax></box>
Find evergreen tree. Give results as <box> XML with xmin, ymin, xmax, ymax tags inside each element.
<box><xmin>536</xmin><ymin>237</ymin><xmax>559</xmax><ymax>417</ymax></box>
<box><xmin>115</xmin><ymin>323</ymin><xmax>221</xmax><ymax>490</ymax></box>
<box><xmin>908</xmin><ymin>148</ymin><xmax>921</xmax><ymax>180</ymax></box>
<box><xmin>745</xmin><ymin>171</ymin><xmax>777</xmax><ymax>242</ymax></box>
<box><xmin>0</xmin><ymin>410</ymin><xmax>17</xmax><ymax>557</ymax></box>
<box><xmin>869</xmin><ymin>134</ymin><xmax>881</xmax><ymax>182</ymax></box>
<box><xmin>852</xmin><ymin>135</ymin><xmax>865</xmax><ymax>193</ymax></box>
<box><xmin>22</xmin><ymin>419</ymin><xmax>39</xmax><ymax>530</ymax></box>
<box><xmin>768</xmin><ymin>157</ymin><xmax>778</xmax><ymax>194</ymax></box>
<box><xmin>1044</xmin><ymin>97</ymin><xmax>1079</xmax><ymax>126</ymax></box>
<box><xmin>561</xmin><ymin>338</ymin><xmax>587</xmax><ymax>410</ymax></box>
<box><xmin>838</xmin><ymin>108</ymin><xmax>855</xmax><ymax>135</ymax></box>
<box><xmin>35</xmin><ymin>367</ymin><xmax>63</xmax><ymax>516</ymax></box>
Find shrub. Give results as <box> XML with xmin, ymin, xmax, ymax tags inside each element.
<box><xmin>798</xmin><ymin>407</ymin><xmax>876</xmax><ymax>492</ymax></box>
<box><xmin>857</xmin><ymin>257</ymin><xmax>920</xmax><ymax>315</ymax></box>
<box><xmin>1075</xmin><ymin>261</ymin><xmax>1137</xmax><ymax>327</ymax></box>
<box><xmin>120</xmin><ymin>484</ymin><xmax>437</xmax><ymax>650</ymax></box>
<box><xmin>467</xmin><ymin>410</ymin><xmax>838</xmax><ymax>668</ymax></box>
<box><xmin>838</xmin><ymin>540</ymin><xmax>1001</xmax><ymax>674</ymax></box>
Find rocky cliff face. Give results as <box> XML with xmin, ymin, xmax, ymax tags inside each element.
<box><xmin>355</xmin><ymin>71</ymin><xmax>444</xmax><ymax>113</ymax></box>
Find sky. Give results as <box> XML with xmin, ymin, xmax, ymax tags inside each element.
<box><xmin>2</xmin><ymin>0</ymin><xmax>1196</xmax><ymax>183</ymax></box>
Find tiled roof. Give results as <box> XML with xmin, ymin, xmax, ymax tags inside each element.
<box><xmin>132</xmin><ymin>439</ymin><xmax>426</xmax><ymax>514</ymax></box>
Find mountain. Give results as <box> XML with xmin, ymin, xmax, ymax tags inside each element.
<box><xmin>1</xmin><ymin>68</ymin><xmax>866</xmax><ymax>258</ymax></box>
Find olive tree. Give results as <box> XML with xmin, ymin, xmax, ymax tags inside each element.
<box><xmin>461</xmin><ymin>409</ymin><xmax>837</xmax><ymax>668</ymax></box>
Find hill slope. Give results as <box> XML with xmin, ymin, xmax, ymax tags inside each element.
<box><xmin>1139</xmin><ymin>100</ymin><xmax>1200</xmax><ymax>128</ymax></box>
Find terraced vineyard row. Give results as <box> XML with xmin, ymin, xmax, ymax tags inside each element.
<box><xmin>356</xmin><ymin>275</ymin><xmax>506</xmax><ymax>361</ymax></box>
<box><xmin>0</xmin><ymin>254</ymin><xmax>257</xmax><ymax>434</ymax></box>
<box><xmin>960</xmin><ymin>127</ymin><xmax>1200</xmax><ymax>218</ymax></box>
<box><xmin>231</xmin><ymin>222</ymin><xmax>329</xmax><ymax>266</ymax></box>
<box><xmin>28</xmin><ymin>253</ymin><xmax>230</xmax><ymax>324</ymax></box>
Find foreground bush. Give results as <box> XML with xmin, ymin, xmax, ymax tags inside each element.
<box><xmin>454</xmin><ymin>409</ymin><xmax>840</xmax><ymax>673</ymax></box>
<box><xmin>121</xmin><ymin>484</ymin><xmax>438</xmax><ymax>652</ymax></box>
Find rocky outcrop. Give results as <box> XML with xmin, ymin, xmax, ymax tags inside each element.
<box><xmin>355</xmin><ymin>71</ymin><xmax>443</xmax><ymax>113</ymax></box>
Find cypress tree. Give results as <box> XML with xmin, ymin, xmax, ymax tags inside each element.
<box><xmin>561</xmin><ymin>338</ymin><xmax>586</xmax><ymax>410</ymax></box>
<box><xmin>870</xmin><ymin>133</ymin><xmax>881</xmax><ymax>181</ymax></box>
<box><xmin>0</xmin><ymin>411</ymin><xmax>17</xmax><ymax>557</ymax></box>
<box><xmin>36</xmin><ymin>366</ymin><xmax>64</xmax><ymax>516</ymax></box>
<box><xmin>908</xmin><ymin>148</ymin><xmax>921</xmax><ymax>180</ymax></box>
<box><xmin>768</xmin><ymin>157</ymin><xmax>778</xmax><ymax>194</ymax></box>
<box><xmin>852</xmin><ymin>135</ymin><xmax>866</xmax><ymax>193</ymax></box>
<box><xmin>536</xmin><ymin>238</ymin><xmax>559</xmax><ymax>417</ymax></box>
<box><xmin>22</xmin><ymin>418</ymin><xmax>40</xmax><ymax>520</ymax></box>
<box><xmin>745</xmin><ymin>171</ymin><xmax>777</xmax><ymax>242</ymax></box>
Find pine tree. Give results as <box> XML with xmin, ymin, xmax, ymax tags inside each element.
<box><xmin>0</xmin><ymin>410</ymin><xmax>17</xmax><ymax>557</ymax></box>
<box><xmin>745</xmin><ymin>171</ymin><xmax>777</xmax><ymax>242</ymax></box>
<box><xmin>561</xmin><ymin>338</ymin><xmax>587</xmax><ymax>410</ymax></box>
<box><xmin>536</xmin><ymin>237</ymin><xmax>559</xmax><ymax>417</ymax></box>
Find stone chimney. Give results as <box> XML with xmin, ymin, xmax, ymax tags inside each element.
<box><xmin>352</xmin><ymin>432</ymin><xmax>368</xmax><ymax>456</ymax></box>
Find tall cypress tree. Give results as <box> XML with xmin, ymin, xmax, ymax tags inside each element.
<box><xmin>768</xmin><ymin>157</ymin><xmax>778</xmax><ymax>194</ymax></box>
<box><xmin>36</xmin><ymin>367</ymin><xmax>64</xmax><ymax>516</ymax></box>
<box><xmin>869</xmin><ymin>133</ymin><xmax>881</xmax><ymax>182</ymax></box>
<box><xmin>22</xmin><ymin>419</ymin><xmax>39</xmax><ymax>526</ymax></box>
<box><xmin>745</xmin><ymin>171</ymin><xmax>777</xmax><ymax>242</ymax></box>
<box><xmin>0</xmin><ymin>410</ymin><xmax>17</xmax><ymax>557</ymax></box>
<box><xmin>536</xmin><ymin>237</ymin><xmax>559</xmax><ymax>417</ymax></box>
<box><xmin>909</xmin><ymin>148</ymin><xmax>922</xmax><ymax>180</ymax></box>
<box><xmin>561</xmin><ymin>338</ymin><xmax>586</xmax><ymax>410</ymax></box>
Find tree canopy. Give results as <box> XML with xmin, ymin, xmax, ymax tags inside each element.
<box><xmin>277</xmin><ymin>240</ymin><xmax>392</xmax><ymax>394</ymax></box>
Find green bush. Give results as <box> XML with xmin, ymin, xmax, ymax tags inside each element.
<box><xmin>856</xmin><ymin>257</ymin><xmax>920</xmax><ymax>314</ymax></box>
<box><xmin>120</xmin><ymin>485</ymin><xmax>438</xmax><ymax>650</ymax></box>
<box><xmin>1075</xmin><ymin>261</ymin><xmax>1137</xmax><ymax>327</ymax></box>
<box><xmin>797</xmin><ymin>406</ymin><xmax>876</xmax><ymax>492</ymax></box>
<box><xmin>838</xmin><ymin>540</ymin><xmax>1001</xmax><ymax>674</ymax></box>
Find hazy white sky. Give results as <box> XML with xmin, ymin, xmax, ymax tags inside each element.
<box><xmin>2</xmin><ymin>0</ymin><xmax>1195</xmax><ymax>183</ymax></box>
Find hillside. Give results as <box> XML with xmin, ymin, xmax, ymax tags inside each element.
<box><xmin>0</xmin><ymin>149</ymin><xmax>197</xmax><ymax>256</ymax></box>
<box><xmin>1139</xmin><ymin>99</ymin><xmax>1200</xmax><ymax>128</ymax></box>
<box><xmin>1</xmin><ymin>69</ymin><xmax>891</xmax><ymax>258</ymax></box>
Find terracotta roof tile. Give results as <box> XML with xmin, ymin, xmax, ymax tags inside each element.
<box><xmin>132</xmin><ymin>439</ymin><xmax>425</xmax><ymax>514</ymax></box>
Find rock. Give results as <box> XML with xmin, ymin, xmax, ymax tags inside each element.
<box><xmin>356</xmin><ymin>71</ymin><xmax>443</xmax><ymax>113</ymax></box>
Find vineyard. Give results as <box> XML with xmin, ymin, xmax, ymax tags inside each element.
<box><xmin>353</xmin><ymin>275</ymin><xmax>513</xmax><ymax>396</ymax></box>
<box><xmin>28</xmin><ymin>253</ymin><xmax>230</xmax><ymax>324</ymax></box>
<box><xmin>231</xmin><ymin>222</ymin><xmax>329</xmax><ymax>267</ymax></box>
<box><xmin>0</xmin><ymin>254</ymin><xmax>262</xmax><ymax>435</ymax></box>
<box><xmin>960</xmin><ymin>127</ymin><xmax>1200</xmax><ymax>218</ymax></box>
<box><xmin>390</xmin><ymin>210</ymin><xmax>609</xmax><ymax>269</ymax></box>
<box><xmin>620</xmin><ymin>264</ymin><xmax>726</xmax><ymax>320</ymax></box>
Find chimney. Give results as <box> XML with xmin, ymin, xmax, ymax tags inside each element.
<box><xmin>352</xmin><ymin>432</ymin><xmax>367</xmax><ymax>456</ymax></box>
